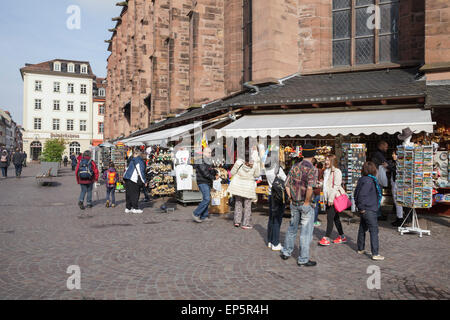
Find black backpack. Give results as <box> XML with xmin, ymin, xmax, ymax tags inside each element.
<box><xmin>78</xmin><ymin>159</ymin><xmax>93</xmax><ymax>180</ymax></box>
<box><xmin>271</xmin><ymin>165</ymin><xmax>286</xmax><ymax>205</ymax></box>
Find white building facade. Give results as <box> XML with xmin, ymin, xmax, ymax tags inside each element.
<box><xmin>21</xmin><ymin>59</ymin><xmax>103</xmax><ymax>161</ymax></box>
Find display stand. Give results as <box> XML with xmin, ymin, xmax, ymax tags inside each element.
<box><xmin>398</xmin><ymin>207</ymin><xmax>431</xmax><ymax>237</ymax></box>
<box><xmin>396</xmin><ymin>145</ymin><xmax>433</xmax><ymax>237</ymax></box>
<box><xmin>341</xmin><ymin>143</ymin><xmax>366</xmax><ymax>223</ymax></box>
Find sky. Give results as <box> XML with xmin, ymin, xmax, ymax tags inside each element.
<box><xmin>0</xmin><ymin>0</ymin><xmax>122</xmax><ymax>125</ymax></box>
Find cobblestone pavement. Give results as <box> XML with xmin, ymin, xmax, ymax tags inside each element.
<box><xmin>0</xmin><ymin>164</ymin><xmax>449</xmax><ymax>300</ymax></box>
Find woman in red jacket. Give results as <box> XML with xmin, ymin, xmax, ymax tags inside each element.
<box><xmin>75</xmin><ymin>150</ymin><xmax>99</xmax><ymax>210</ymax></box>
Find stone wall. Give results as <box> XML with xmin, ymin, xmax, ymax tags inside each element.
<box><xmin>424</xmin><ymin>0</ymin><xmax>450</xmax><ymax>81</ymax></box>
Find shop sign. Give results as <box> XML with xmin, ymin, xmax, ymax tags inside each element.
<box><xmin>51</xmin><ymin>133</ymin><xmax>80</xmax><ymax>139</ymax></box>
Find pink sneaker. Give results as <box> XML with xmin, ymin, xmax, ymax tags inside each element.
<box><xmin>333</xmin><ymin>236</ymin><xmax>347</xmax><ymax>244</ymax></box>
<box><xmin>319</xmin><ymin>237</ymin><xmax>331</xmax><ymax>246</ymax></box>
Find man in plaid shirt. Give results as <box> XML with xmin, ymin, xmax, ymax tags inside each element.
<box><xmin>280</xmin><ymin>144</ymin><xmax>318</xmax><ymax>267</ymax></box>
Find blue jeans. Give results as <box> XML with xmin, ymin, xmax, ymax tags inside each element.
<box><xmin>79</xmin><ymin>183</ymin><xmax>93</xmax><ymax>205</ymax></box>
<box><xmin>194</xmin><ymin>183</ymin><xmax>211</xmax><ymax>220</ymax></box>
<box><xmin>313</xmin><ymin>194</ymin><xmax>320</xmax><ymax>223</ymax></box>
<box><xmin>357</xmin><ymin>210</ymin><xmax>379</xmax><ymax>256</ymax></box>
<box><xmin>1</xmin><ymin>167</ymin><xmax>7</xmax><ymax>177</ymax></box>
<box><xmin>267</xmin><ymin>195</ymin><xmax>285</xmax><ymax>246</ymax></box>
<box><xmin>106</xmin><ymin>187</ymin><xmax>115</xmax><ymax>204</ymax></box>
<box><xmin>282</xmin><ymin>203</ymin><xmax>315</xmax><ymax>264</ymax></box>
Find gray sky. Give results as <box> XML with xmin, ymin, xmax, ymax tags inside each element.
<box><xmin>0</xmin><ymin>0</ymin><xmax>121</xmax><ymax>125</ymax></box>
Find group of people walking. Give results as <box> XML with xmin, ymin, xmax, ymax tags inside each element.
<box><xmin>192</xmin><ymin>144</ymin><xmax>385</xmax><ymax>267</ymax></box>
<box><xmin>74</xmin><ymin>149</ymin><xmax>148</xmax><ymax>213</ymax></box>
<box><xmin>0</xmin><ymin>148</ymin><xmax>27</xmax><ymax>178</ymax></box>
<box><xmin>72</xmin><ymin>142</ymin><xmax>387</xmax><ymax>265</ymax></box>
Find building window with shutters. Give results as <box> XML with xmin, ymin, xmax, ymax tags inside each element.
<box><xmin>98</xmin><ymin>122</ymin><xmax>104</xmax><ymax>134</ymax></box>
<box><xmin>332</xmin><ymin>0</ymin><xmax>398</xmax><ymax>67</ymax></box>
<box><xmin>80</xmin><ymin>120</ymin><xmax>87</xmax><ymax>132</ymax></box>
<box><xmin>34</xmin><ymin>118</ymin><xmax>42</xmax><ymax>130</ymax></box>
<box><xmin>67</xmin><ymin>101</ymin><xmax>74</xmax><ymax>112</ymax></box>
<box><xmin>67</xmin><ymin>119</ymin><xmax>74</xmax><ymax>131</ymax></box>
<box><xmin>34</xmin><ymin>99</ymin><xmax>42</xmax><ymax>110</ymax></box>
<box><xmin>52</xmin><ymin>119</ymin><xmax>60</xmax><ymax>131</ymax></box>
<box><xmin>35</xmin><ymin>80</ymin><xmax>42</xmax><ymax>91</ymax></box>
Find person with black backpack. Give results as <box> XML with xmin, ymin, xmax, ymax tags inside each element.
<box><xmin>265</xmin><ymin>160</ymin><xmax>287</xmax><ymax>251</ymax></box>
<box><xmin>75</xmin><ymin>150</ymin><xmax>99</xmax><ymax>210</ymax></box>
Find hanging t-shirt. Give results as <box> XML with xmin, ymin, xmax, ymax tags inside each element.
<box><xmin>175</xmin><ymin>164</ymin><xmax>193</xmax><ymax>190</ymax></box>
<box><xmin>175</xmin><ymin>149</ymin><xmax>190</xmax><ymax>165</ymax></box>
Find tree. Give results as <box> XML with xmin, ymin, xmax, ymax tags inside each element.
<box><xmin>40</xmin><ymin>138</ymin><xmax>67</xmax><ymax>162</ymax></box>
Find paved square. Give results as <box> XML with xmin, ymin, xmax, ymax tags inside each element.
<box><xmin>0</xmin><ymin>165</ymin><xmax>449</xmax><ymax>300</ymax></box>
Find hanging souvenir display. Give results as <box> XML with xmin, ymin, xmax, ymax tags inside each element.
<box><xmin>340</xmin><ymin>143</ymin><xmax>366</xmax><ymax>198</ymax></box>
<box><xmin>111</xmin><ymin>144</ymin><xmax>127</xmax><ymax>182</ymax></box>
<box><xmin>396</xmin><ymin>145</ymin><xmax>433</xmax><ymax>208</ymax></box>
<box><xmin>147</xmin><ymin>146</ymin><xmax>176</xmax><ymax>197</ymax></box>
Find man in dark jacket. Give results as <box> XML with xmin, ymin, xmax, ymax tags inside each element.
<box><xmin>75</xmin><ymin>150</ymin><xmax>99</xmax><ymax>210</ymax></box>
<box><xmin>192</xmin><ymin>147</ymin><xmax>218</xmax><ymax>223</ymax></box>
<box><xmin>70</xmin><ymin>153</ymin><xmax>77</xmax><ymax>171</ymax></box>
<box><xmin>370</xmin><ymin>140</ymin><xmax>393</xmax><ymax>220</ymax></box>
<box><xmin>23</xmin><ymin>152</ymin><xmax>27</xmax><ymax>167</ymax></box>
<box><xmin>12</xmin><ymin>149</ymin><xmax>24</xmax><ymax>178</ymax></box>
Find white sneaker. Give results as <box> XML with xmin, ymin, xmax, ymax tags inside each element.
<box><xmin>132</xmin><ymin>209</ymin><xmax>143</xmax><ymax>214</ymax></box>
<box><xmin>372</xmin><ymin>255</ymin><xmax>385</xmax><ymax>261</ymax></box>
<box><xmin>271</xmin><ymin>244</ymin><xmax>283</xmax><ymax>251</ymax></box>
<box><xmin>267</xmin><ymin>242</ymin><xmax>272</xmax><ymax>248</ymax></box>
<box><xmin>125</xmin><ymin>209</ymin><xmax>131</xmax><ymax>213</ymax></box>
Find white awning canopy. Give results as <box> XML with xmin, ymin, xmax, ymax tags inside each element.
<box><xmin>216</xmin><ymin>109</ymin><xmax>435</xmax><ymax>138</ymax></box>
<box><xmin>124</xmin><ymin>122</ymin><xmax>202</xmax><ymax>146</ymax></box>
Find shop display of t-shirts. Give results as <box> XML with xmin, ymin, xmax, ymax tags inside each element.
<box><xmin>175</xmin><ymin>164</ymin><xmax>193</xmax><ymax>190</ymax></box>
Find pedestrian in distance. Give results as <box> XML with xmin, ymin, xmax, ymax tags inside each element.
<box><xmin>228</xmin><ymin>148</ymin><xmax>261</xmax><ymax>230</ymax></box>
<box><xmin>12</xmin><ymin>148</ymin><xmax>24</xmax><ymax>178</ymax></box>
<box><xmin>63</xmin><ymin>155</ymin><xmax>69</xmax><ymax>167</ymax></box>
<box><xmin>123</xmin><ymin>149</ymin><xmax>147</xmax><ymax>214</ymax></box>
<box><xmin>265</xmin><ymin>155</ymin><xmax>287</xmax><ymax>251</ymax></box>
<box><xmin>75</xmin><ymin>150</ymin><xmax>99</xmax><ymax>210</ymax></box>
<box><xmin>318</xmin><ymin>155</ymin><xmax>347</xmax><ymax>246</ymax></box>
<box><xmin>103</xmin><ymin>161</ymin><xmax>118</xmax><ymax>208</ymax></box>
<box><xmin>0</xmin><ymin>149</ymin><xmax>10</xmax><ymax>178</ymax></box>
<box><xmin>354</xmin><ymin>161</ymin><xmax>384</xmax><ymax>261</ymax></box>
<box><xmin>70</xmin><ymin>153</ymin><xmax>77</xmax><ymax>171</ymax></box>
<box><xmin>192</xmin><ymin>147</ymin><xmax>218</xmax><ymax>223</ymax></box>
<box><xmin>280</xmin><ymin>144</ymin><xmax>318</xmax><ymax>267</ymax></box>
<box><xmin>22</xmin><ymin>152</ymin><xmax>27</xmax><ymax>167</ymax></box>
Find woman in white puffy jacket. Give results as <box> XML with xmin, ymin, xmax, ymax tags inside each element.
<box><xmin>228</xmin><ymin>150</ymin><xmax>261</xmax><ymax>229</ymax></box>
<box><xmin>318</xmin><ymin>155</ymin><xmax>347</xmax><ymax>246</ymax></box>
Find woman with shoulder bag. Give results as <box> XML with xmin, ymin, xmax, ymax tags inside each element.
<box><xmin>354</xmin><ymin>161</ymin><xmax>384</xmax><ymax>261</ymax></box>
<box><xmin>319</xmin><ymin>155</ymin><xmax>347</xmax><ymax>246</ymax></box>
<box><xmin>265</xmin><ymin>159</ymin><xmax>287</xmax><ymax>251</ymax></box>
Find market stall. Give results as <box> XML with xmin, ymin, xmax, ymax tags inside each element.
<box><xmin>216</xmin><ymin>108</ymin><xmax>436</xmax><ymax>211</ymax></box>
